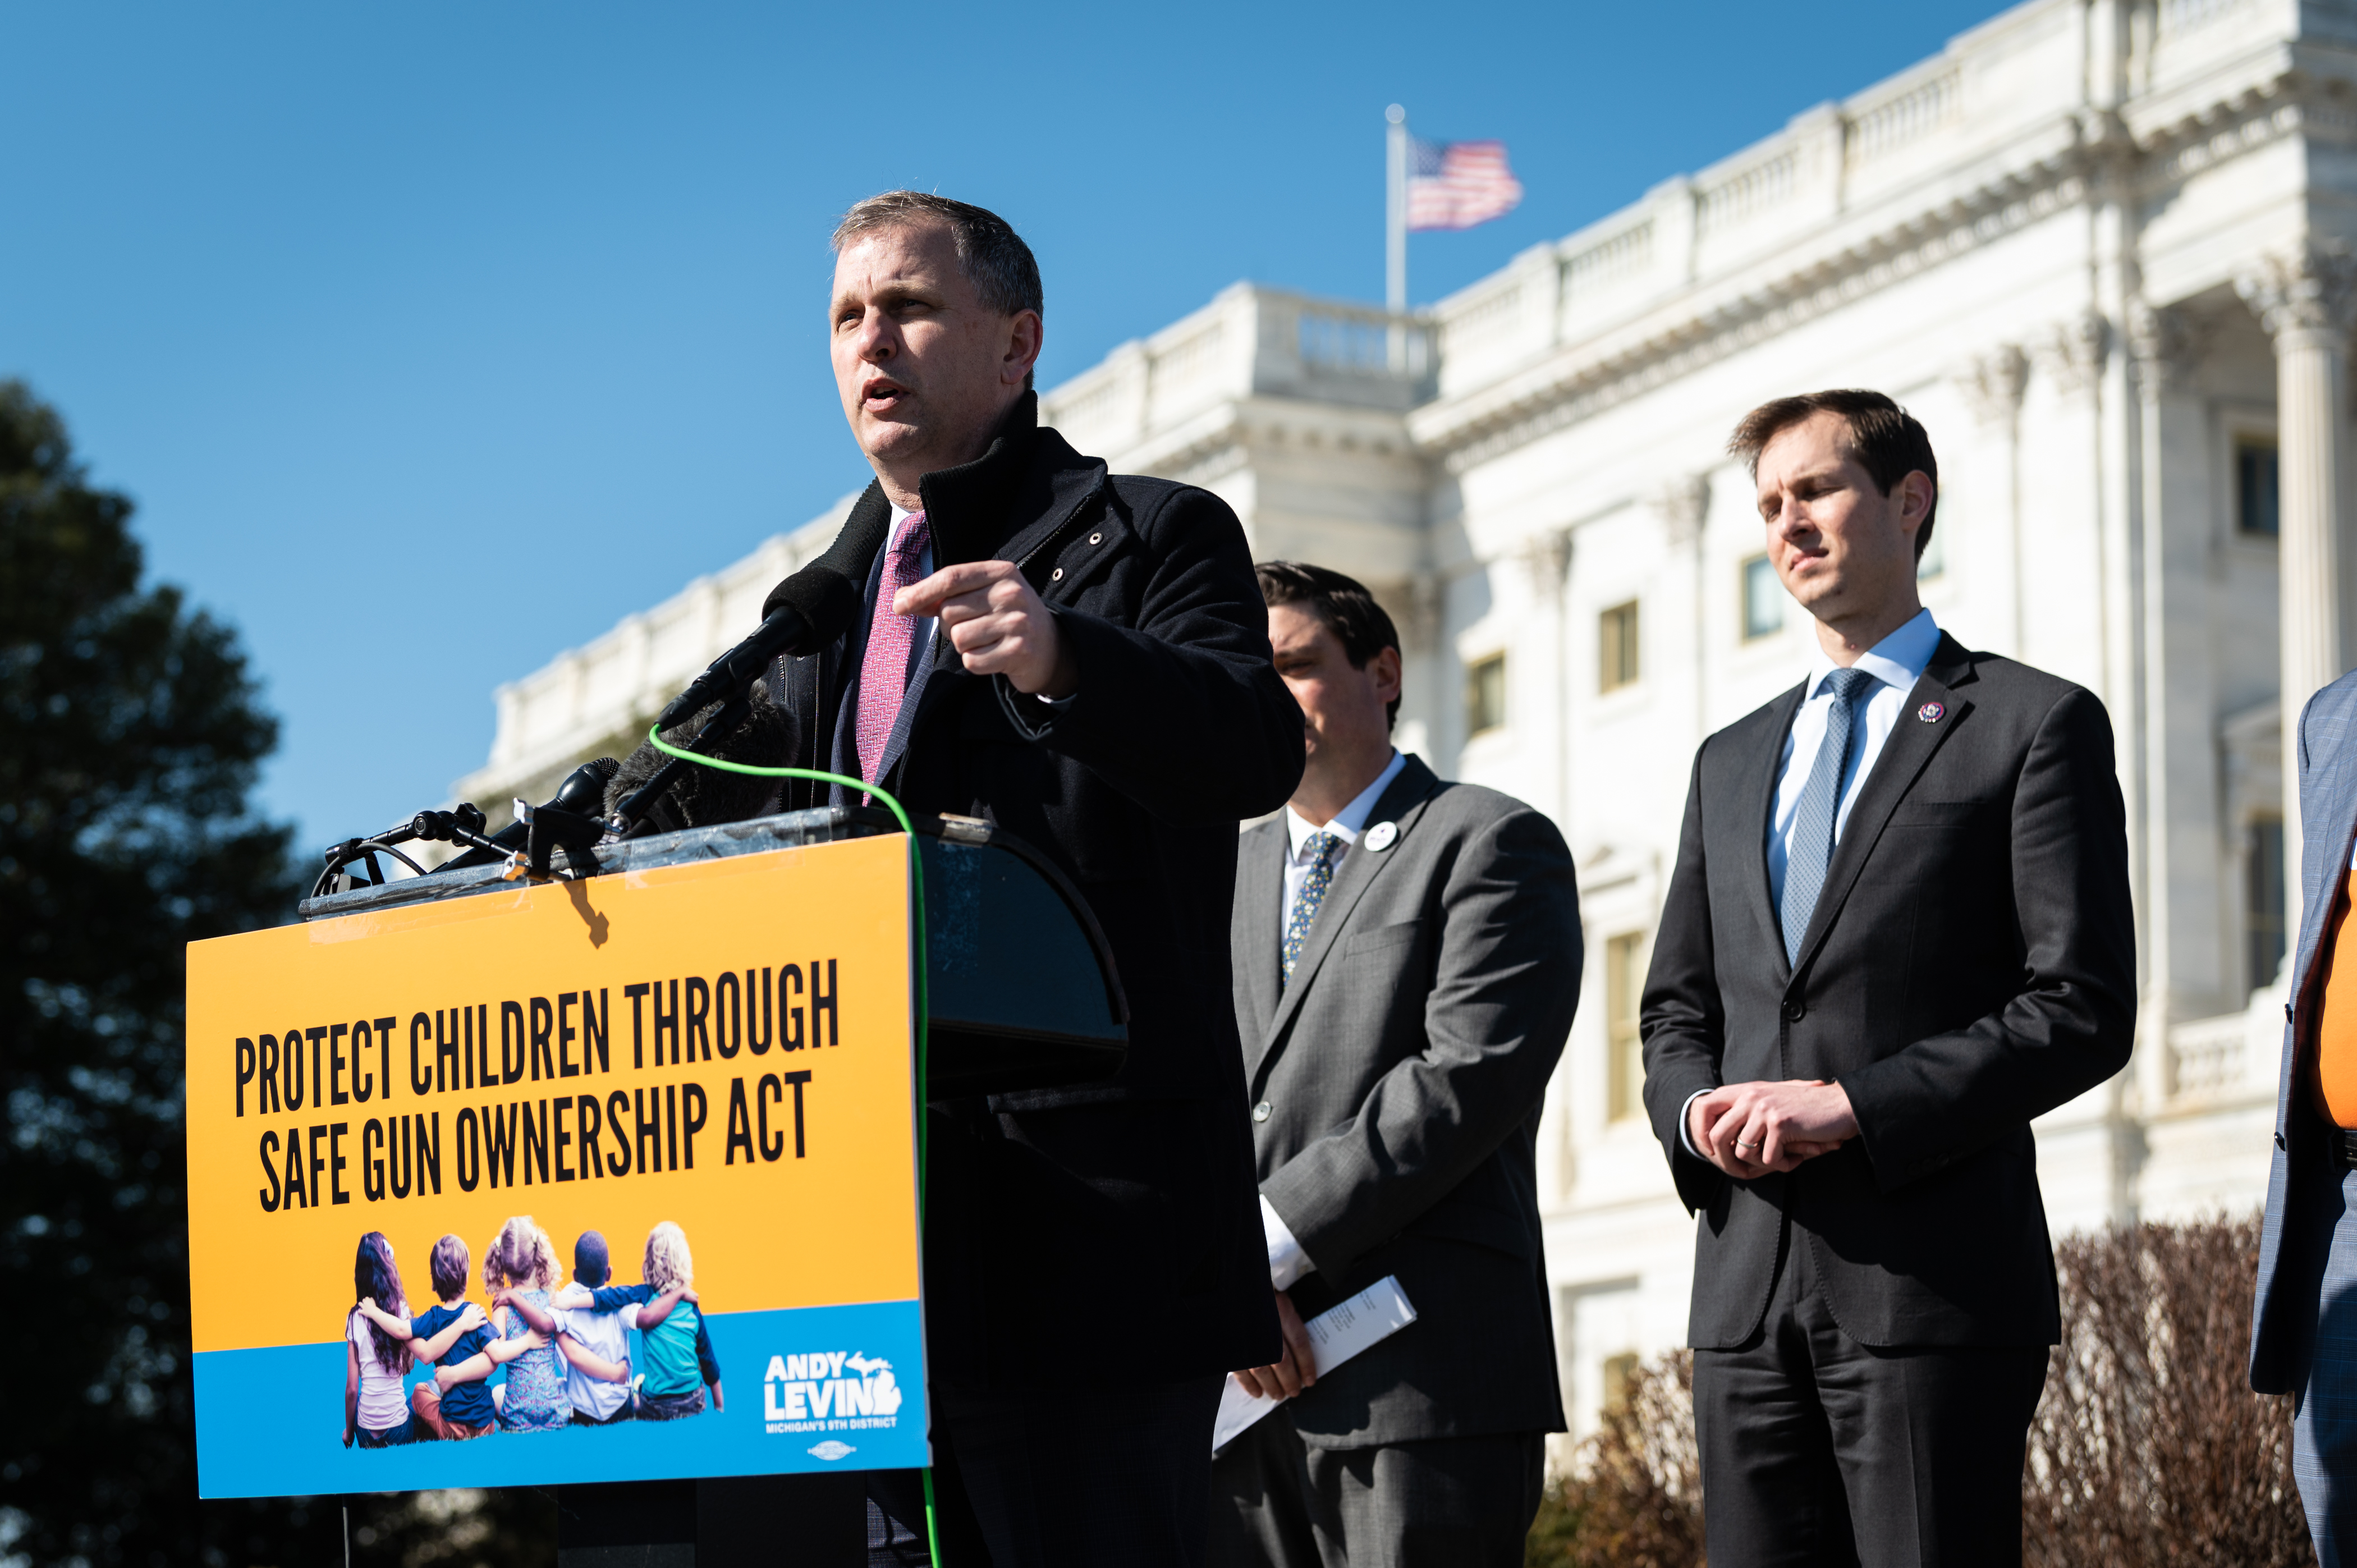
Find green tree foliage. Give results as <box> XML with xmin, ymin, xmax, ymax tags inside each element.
<box><xmin>0</xmin><ymin>380</ymin><xmax>557</xmax><ymax>1565</ymax></box>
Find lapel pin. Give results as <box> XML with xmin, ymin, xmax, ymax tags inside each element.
<box><xmin>1916</xmin><ymin>701</ymin><xmax>1945</xmax><ymax>724</ymax></box>
<box><xmin>1364</xmin><ymin>821</ymin><xmax>1398</xmax><ymax>852</ymax></box>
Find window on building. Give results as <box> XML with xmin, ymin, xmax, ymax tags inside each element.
<box><xmin>1601</xmin><ymin>1351</ymin><xmax>1640</xmax><ymax>1415</ymax></box>
<box><xmin>2238</xmin><ymin>440</ymin><xmax>2281</xmax><ymax>538</ymax></box>
<box><xmin>2250</xmin><ymin>814</ymin><xmax>2287</xmax><ymax>990</ymax></box>
<box><xmin>1599</xmin><ymin>600</ymin><xmax>1641</xmax><ymax>692</ymax></box>
<box><xmin>1605</xmin><ymin>930</ymin><xmax>1647</xmax><ymax>1122</ymax></box>
<box><xmin>1741</xmin><ymin>555</ymin><xmax>1782</xmax><ymax>641</ymax></box>
<box><xmin>1465</xmin><ymin>654</ymin><xmax>1506</xmax><ymax>737</ymax></box>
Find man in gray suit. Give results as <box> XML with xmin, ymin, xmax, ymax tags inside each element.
<box><xmin>2252</xmin><ymin>668</ymin><xmax>2357</xmax><ymax>1563</ymax></box>
<box><xmin>1209</xmin><ymin>561</ymin><xmax>1582</xmax><ymax>1568</ymax></box>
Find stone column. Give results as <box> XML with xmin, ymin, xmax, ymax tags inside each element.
<box><xmin>1514</xmin><ymin>530</ymin><xmax>1575</xmax><ymax>822</ymax></box>
<box><xmin>2238</xmin><ymin>244</ymin><xmax>2357</xmax><ymax>939</ymax></box>
<box><xmin>1956</xmin><ymin>345</ymin><xmax>2030</xmax><ymax>654</ymax></box>
<box><xmin>2127</xmin><ymin>301</ymin><xmax>2213</xmax><ymax>1092</ymax></box>
<box><xmin>1374</xmin><ymin>573</ymin><xmax>1442</xmax><ymax>762</ymax></box>
<box><xmin>1652</xmin><ymin>474</ymin><xmax>1713</xmax><ymax>750</ymax></box>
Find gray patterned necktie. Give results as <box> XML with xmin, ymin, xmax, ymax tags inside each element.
<box><xmin>1780</xmin><ymin>667</ymin><xmax>1878</xmax><ymax>966</ymax></box>
<box><xmin>1281</xmin><ymin>832</ymin><xmax>1343</xmax><ymax>988</ymax></box>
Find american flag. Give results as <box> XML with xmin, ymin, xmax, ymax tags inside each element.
<box><xmin>1406</xmin><ymin>136</ymin><xmax>1523</xmax><ymax>231</ymax></box>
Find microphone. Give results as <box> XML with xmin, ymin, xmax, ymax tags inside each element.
<box><xmin>608</xmin><ymin>680</ymin><xmax>799</xmax><ymax>837</ymax></box>
<box><xmin>439</xmin><ymin>757</ymin><xmax>622</xmax><ymax>871</ymax></box>
<box><xmin>657</xmin><ymin>565</ymin><xmax>859</xmax><ymax>728</ymax></box>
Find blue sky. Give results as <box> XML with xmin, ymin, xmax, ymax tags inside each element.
<box><xmin>1</xmin><ymin>1</ymin><xmax>2004</xmax><ymax>855</ymax></box>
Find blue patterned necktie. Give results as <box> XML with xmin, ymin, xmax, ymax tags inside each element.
<box><xmin>1281</xmin><ymin>831</ymin><xmax>1343</xmax><ymax>988</ymax></box>
<box><xmin>1780</xmin><ymin>667</ymin><xmax>1878</xmax><ymax>966</ymax></box>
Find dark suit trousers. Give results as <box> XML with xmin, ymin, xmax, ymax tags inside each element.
<box><xmin>1207</xmin><ymin>1407</ymin><xmax>1543</xmax><ymax>1568</ymax></box>
<box><xmin>869</xmin><ymin>1374</ymin><xmax>1226</xmax><ymax>1568</ymax></box>
<box><xmin>1694</xmin><ymin>1234</ymin><xmax>2047</xmax><ymax>1568</ymax></box>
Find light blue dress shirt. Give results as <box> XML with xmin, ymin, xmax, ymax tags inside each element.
<box><xmin>1763</xmin><ymin>607</ymin><xmax>1943</xmax><ymax>909</ymax></box>
<box><xmin>1681</xmin><ymin>607</ymin><xmax>1942</xmax><ymax>1154</ymax></box>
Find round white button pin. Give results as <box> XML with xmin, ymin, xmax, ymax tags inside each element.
<box><xmin>1364</xmin><ymin>821</ymin><xmax>1398</xmax><ymax>852</ymax></box>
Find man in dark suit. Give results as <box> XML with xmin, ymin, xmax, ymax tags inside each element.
<box><xmin>2251</xmin><ymin>666</ymin><xmax>2357</xmax><ymax>1563</ymax></box>
<box><xmin>1210</xmin><ymin>562</ymin><xmax>1581</xmax><ymax>1567</ymax></box>
<box><xmin>767</xmin><ymin>191</ymin><xmax>1301</xmax><ymax>1566</ymax></box>
<box><xmin>1641</xmin><ymin>389</ymin><xmax>2136</xmax><ymax>1566</ymax></box>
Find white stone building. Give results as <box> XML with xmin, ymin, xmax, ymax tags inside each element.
<box><xmin>458</xmin><ymin>0</ymin><xmax>2357</xmax><ymax>1451</ymax></box>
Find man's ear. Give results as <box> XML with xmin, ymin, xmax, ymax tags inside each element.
<box><xmin>1003</xmin><ymin>310</ymin><xmax>1044</xmax><ymax>387</ymax></box>
<box><xmin>1897</xmin><ymin>470</ymin><xmax>1934</xmax><ymax>528</ymax></box>
<box><xmin>1370</xmin><ymin>646</ymin><xmax>1404</xmax><ymax>705</ymax></box>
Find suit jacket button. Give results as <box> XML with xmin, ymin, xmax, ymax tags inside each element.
<box><xmin>1252</xmin><ymin>1101</ymin><xmax>1272</xmax><ymax>1123</ymax></box>
<box><xmin>1782</xmin><ymin>999</ymin><xmax>1805</xmax><ymax>1023</ymax></box>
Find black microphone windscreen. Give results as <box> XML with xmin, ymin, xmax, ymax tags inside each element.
<box><xmin>553</xmin><ymin>756</ymin><xmax>621</xmax><ymax>814</ymax></box>
<box><xmin>760</xmin><ymin>563</ymin><xmax>860</xmax><ymax>647</ymax></box>
<box><xmin>604</xmin><ymin>683</ymin><xmax>799</xmax><ymax>832</ymax></box>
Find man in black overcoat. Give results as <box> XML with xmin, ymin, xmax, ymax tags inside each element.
<box><xmin>1640</xmin><ymin>390</ymin><xmax>2135</xmax><ymax>1566</ymax></box>
<box><xmin>764</xmin><ymin>191</ymin><xmax>1300</xmax><ymax>1565</ymax></box>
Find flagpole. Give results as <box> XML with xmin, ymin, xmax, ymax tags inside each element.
<box><xmin>1385</xmin><ymin>104</ymin><xmax>1407</xmax><ymax>316</ymax></box>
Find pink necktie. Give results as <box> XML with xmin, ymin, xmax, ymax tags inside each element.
<box><xmin>855</xmin><ymin>512</ymin><xmax>932</xmax><ymax>786</ymax></box>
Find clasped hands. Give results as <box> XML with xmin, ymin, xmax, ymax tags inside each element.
<box><xmin>893</xmin><ymin>561</ymin><xmax>1077</xmax><ymax>700</ymax></box>
<box><xmin>1686</xmin><ymin>1078</ymin><xmax>1858</xmax><ymax>1179</ymax></box>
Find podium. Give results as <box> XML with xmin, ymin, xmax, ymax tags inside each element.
<box><xmin>223</xmin><ymin>808</ymin><xmax>1127</xmax><ymax>1565</ymax></box>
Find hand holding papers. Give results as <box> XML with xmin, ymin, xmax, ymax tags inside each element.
<box><xmin>1212</xmin><ymin>1276</ymin><xmax>1418</xmax><ymax>1454</ymax></box>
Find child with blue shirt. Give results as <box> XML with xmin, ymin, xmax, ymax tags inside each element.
<box><xmin>357</xmin><ymin>1233</ymin><xmax>502</xmax><ymax>1440</ymax></box>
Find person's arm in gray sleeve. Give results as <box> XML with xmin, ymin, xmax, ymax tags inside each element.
<box><xmin>1258</xmin><ymin>806</ymin><xmax>1581</xmax><ymax>1281</ymax></box>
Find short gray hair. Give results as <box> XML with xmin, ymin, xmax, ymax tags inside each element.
<box><xmin>831</xmin><ymin>191</ymin><xmax>1044</xmax><ymax>319</ymax></box>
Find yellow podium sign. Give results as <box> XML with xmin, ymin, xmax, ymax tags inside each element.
<box><xmin>184</xmin><ymin>835</ymin><xmax>926</xmax><ymax>1495</ymax></box>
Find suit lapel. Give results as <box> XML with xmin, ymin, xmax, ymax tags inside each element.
<box><xmin>1749</xmin><ymin>682</ymin><xmax>1809</xmax><ymax>979</ymax></box>
<box><xmin>1235</xmin><ymin>821</ymin><xmax>1286</xmax><ymax>1052</ymax></box>
<box><xmin>875</xmin><ymin>625</ymin><xmax>952</xmax><ymax>790</ymax></box>
<box><xmin>1256</xmin><ymin>758</ymin><xmax>1442</xmax><ymax>1077</ymax></box>
<box><xmin>1789</xmin><ymin>637</ymin><xmax>1975</xmax><ymax>975</ymax></box>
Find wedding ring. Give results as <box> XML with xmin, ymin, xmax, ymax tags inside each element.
<box><xmin>1736</xmin><ymin>1139</ymin><xmax>1760</xmax><ymax>1150</ymax></box>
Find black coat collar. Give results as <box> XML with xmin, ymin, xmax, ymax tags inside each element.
<box><xmin>915</xmin><ymin>391</ymin><xmax>1044</xmax><ymax>567</ymax></box>
<box><xmin>809</xmin><ymin>391</ymin><xmax>1109</xmax><ymax>588</ymax></box>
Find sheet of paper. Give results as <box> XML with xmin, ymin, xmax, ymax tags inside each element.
<box><xmin>1211</xmin><ymin>1274</ymin><xmax>1419</xmax><ymax>1454</ymax></box>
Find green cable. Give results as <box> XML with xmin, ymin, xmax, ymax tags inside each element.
<box><xmin>641</xmin><ymin>728</ymin><xmax>944</xmax><ymax>1566</ymax></box>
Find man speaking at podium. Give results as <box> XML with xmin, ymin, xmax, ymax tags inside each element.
<box><xmin>771</xmin><ymin>192</ymin><xmax>1303</xmax><ymax>1565</ymax></box>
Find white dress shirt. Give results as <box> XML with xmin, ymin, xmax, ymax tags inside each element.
<box><xmin>1262</xmin><ymin>748</ymin><xmax>1411</xmax><ymax>1291</ymax></box>
<box><xmin>1680</xmin><ymin>608</ymin><xmax>1942</xmax><ymax>1155</ymax></box>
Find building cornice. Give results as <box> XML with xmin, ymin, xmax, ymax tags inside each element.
<box><xmin>1408</xmin><ymin>139</ymin><xmax>2091</xmax><ymax>469</ymax></box>
<box><xmin>1407</xmin><ymin>62</ymin><xmax>2324</xmax><ymax>471</ymax></box>
<box><xmin>1094</xmin><ymin>395</ymin><xmax>1421</xmax><ymax>488</ymax></box>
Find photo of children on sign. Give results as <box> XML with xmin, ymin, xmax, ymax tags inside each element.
<box><xmin>186</xmin><ymin>833</ymin><xmax>930</xmax><ymax>1496</ymax></box>
<box><xmin>341</xmin><ymin>1218</ymin><xmax>723</xmax><ymax>1448</ymax></box>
